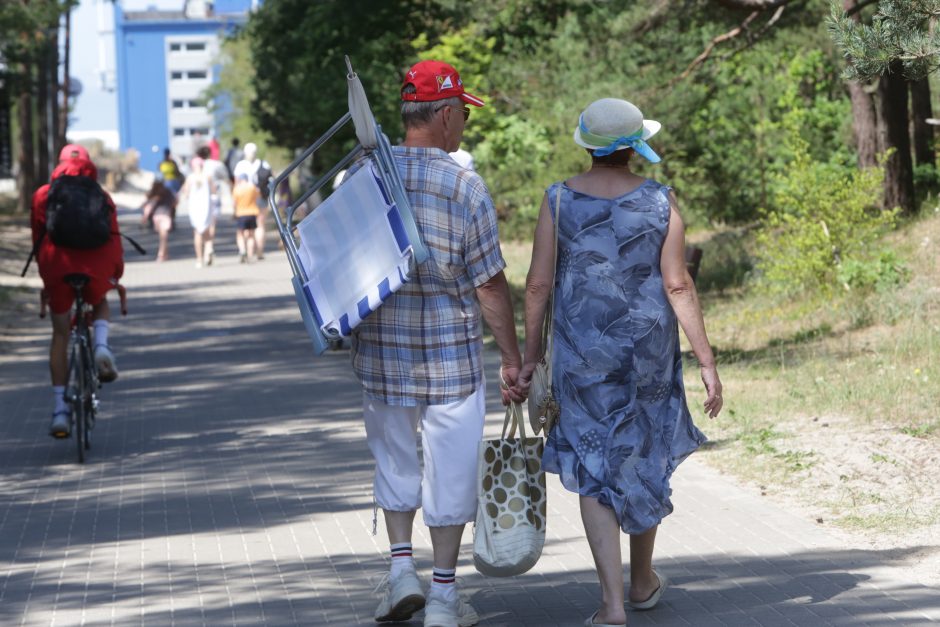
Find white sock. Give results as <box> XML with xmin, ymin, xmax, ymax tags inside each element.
<box><xmin>93</xmin><ymin>319</ymin><xmax>110</xmax><ymax>348</ymax></box>
<box><xmin>53</xmin><ymin>386</ymin><xmax>67</xmax><ymax>413</ymax></box>
<box><xmin>429</xmin><ymin>567</ymin><xmax>457</xmax><ymax>601</ymax></box>
<box><xmin>389</xmin><ymin>542</ymin><xmax>415</xmax><ymax>578</ymax></box>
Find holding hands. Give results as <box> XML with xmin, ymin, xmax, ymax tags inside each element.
<box><xmin>498</xmin><ymin>363</ymin><xmax>528</xmax><ymax>406</ymax></box>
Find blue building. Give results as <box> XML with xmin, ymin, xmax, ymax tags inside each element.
<box><xmin>114</xmin><ymin>0</ymin><xmax>255</xmax><ymax>171</ymax></box>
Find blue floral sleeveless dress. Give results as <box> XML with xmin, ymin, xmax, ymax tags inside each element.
<box><xmin>541</xmin><ymin>179</ymin><xmax>707</xmax><ymax>534</ymax></box>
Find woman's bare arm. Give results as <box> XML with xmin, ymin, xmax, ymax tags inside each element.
<box><xmin>660</xmin><ymin>191</ymin><xmax>723</xmax><ymax>418</ymax></box>
<box><xmin>519</xmin><ymin>192</ymin><xmax>557</xmax><ymax>387</ymax></box>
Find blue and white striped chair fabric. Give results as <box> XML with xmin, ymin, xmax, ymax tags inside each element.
<box><xmin>295</xmin><ymin>160</ymin><xmax>414</xmax><ymax>338</ymax></box>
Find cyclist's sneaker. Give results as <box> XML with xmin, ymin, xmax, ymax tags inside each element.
<box><xmin>374</xmin><ymin>567</ymin><xmax>425</xmax><ymax>623</ymax></box>
<box><xmin>49</xmin><ymin>410</ymin><xmax>70</xmax><ymax>438</ymax></box>
<box><xmin>94</xmin><ymin>344</ymin><xmax>119</xmax><ymax>383</ymax></box>
<box><xmin>423</xmin><ymin>588</ymin><xmax>479</xmax><ymax>627</ymax></box>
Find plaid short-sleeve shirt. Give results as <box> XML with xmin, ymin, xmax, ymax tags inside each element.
<box><xmin>350</xmin><ymin>146</ymin><xmax>506</xmax><ymax>406</ymax></box>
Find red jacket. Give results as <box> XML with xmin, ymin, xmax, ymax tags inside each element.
<box><xmin>31</xmin><ymin>159</ymin><xmax>124</xmax><ymax>283</ymax></box>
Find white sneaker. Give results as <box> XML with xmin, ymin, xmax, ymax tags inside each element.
<box><xmin>423</xmin><ymin>589</ymin><xmax>479</xmax><ymax>627</ymax></box>
<box><xmin>374</xmin><ymin>568</ymin><xmax>425</xmax><ymax>623</ymax></box>
<box><xmin>94</xmin><ymin>344</ymin><xmax>119</xmax><ymax>383</ymax></box>
<box><xmin>49</xmin><ymin>410</ymin><xmax>71</xmax><ymax>438</ymax></box>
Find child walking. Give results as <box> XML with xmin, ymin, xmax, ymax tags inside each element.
<box><xmin>232</xmin><ymin>173</ymin><xmax>260</xmax><ymax>263</ymax></box>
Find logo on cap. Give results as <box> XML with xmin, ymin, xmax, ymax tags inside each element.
<box><xmin>437</xmin><ymin>74</ymin><xmax>454</xmax><ymax>92</ymax></box>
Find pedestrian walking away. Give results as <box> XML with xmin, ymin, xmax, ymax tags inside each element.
<box><xmin>196</xmin><ymin>145</ymin><xmax>234</xmax><ymax>221</ymax></box>
<box><xmin>233</xmin><ymin>142</ymin><xmax>273</xmax><ymax>260</ymax></box>
<box><xmin>158</xmin><ymin>148</ymin><xmax>183</xmax><ymax>196</ymax></box>
<box><xmin>347</xmin><ymin>59</ymin><xmax>522</xmax><ymax>627</ymax></box>
<box><xmin>140</xmin><ymin>177</ymin><xmax>177</xmax><ymax>262</ymax></box>
<box><xmin>224</xmin><ymin>137</ymin><xmax>243</xmax><ymax>182</ymax></box>
<box><xmin>516</xmin><ymin>97</ymin><xmax>724</xmax><ymax>627</ymax></box>
<box><xmin>232</xmin><ymin>173</ymin><xmax>260</xmax><ymax>263</ymax></box>
<box><xmin>29</xmin><ymin>144</ymin><xmax>125</xmax><ymax>438</ymax></box>
<box><xmin>179</xmin><ymin>156</ymin><xmax>218</xmax><ymax>267</ymax></box>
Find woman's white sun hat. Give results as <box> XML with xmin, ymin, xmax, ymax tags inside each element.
<box><xmin>573</xmin><ymin>98</ymin><xmax>662</xmax><ymax>163</ymax></box>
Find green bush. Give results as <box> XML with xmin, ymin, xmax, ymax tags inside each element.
<box><xmin>754</xmin><ymin>121</ymin><xmax>900</xmax><ymax>296</ymax></box>
<box><xmin>836</xmin><ymin>250</ymin><xmax>909</xmax><ymax>293</ymax></box>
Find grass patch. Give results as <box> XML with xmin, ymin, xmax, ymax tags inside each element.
<box><xmin>837</xmin><ymin>507</ymin><xmax>940</xmax><ymax>534</ymax></box>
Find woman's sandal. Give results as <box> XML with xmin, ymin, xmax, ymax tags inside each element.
<box><xmin>627</xmin><ymin>569</ymin><xmax>668</xmax><ymax>611</ymax></box>
<box><xmin>583</xmin><ymin>610</ymin><xmax>626</xmax><ymax>627</ymax></box>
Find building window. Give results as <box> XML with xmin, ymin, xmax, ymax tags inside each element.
<box><xmin>173</xmin><ymin>128</ymin><xmax>186</xmax><ymax>137</ymax></box>
<box><xmin>191</xmin><ymin>127</ymin><xmax>210</xmax><ymax>136</ymax></box>
<box><xmin>169</xmin><ymin>43</ymin><xmax>182</xmax><ymax>52</ymax></box>
<box><xmin>187</xmin><ymin>70</ymin><xmax>207</xmax><ymax>80</ymax></box>
<box><xmin>185</xmin><ymin>42</ymin><xmax>206</xmax><ymax>51</ymax></box>
<box><xmin>170</xmin><ymin>71</ymin><xmax>183</xmax><ymax>80</ymax></box>
<box><xmin>171</xmin><ymin>100</ymin><xmax>184</xmax><ymax>109</ymax></box>
<box><xmin>189</xmin><ymin>99</ymin><xmax>205</xmax><ymax>108</ymax></box>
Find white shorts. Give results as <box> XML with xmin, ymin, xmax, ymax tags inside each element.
<box><xmin>363</xmin><ymin>384</ymin><xmax>486</xmax><ymax>527</ymax></box>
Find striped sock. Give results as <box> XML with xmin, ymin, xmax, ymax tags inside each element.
<box><xmin>430</xmin><ymin>567</ymin><xmax>457</xmax><ymax>600</ymax></box>
<box><xmin>389</xmin><ymin>543</ymin><xmax>414</xmax><ymax>577</ymax></box>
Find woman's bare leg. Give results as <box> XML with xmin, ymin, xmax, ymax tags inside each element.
<box><xmin>580</xmin><ymin>496</ymin><xmax>627</xmax><ymax>625</ymax></box>
<box><xmin>628</xmin><ymin>526</ymin><xmax>660</xmax><ymax>604</ymax></box>
<box><xmin>158</xmin><ymin>226</ymin><xmax>170</xmax><ymax>260</ymax></box>
<box><xmin>255</xmin><ymin>210</ymin><xmax>266</xmax><ymax>258</ymax></box>
<box><xmin>193</xmin><ymin>230</ymin><xmax>204</xmax><ymax>265</ymax></box>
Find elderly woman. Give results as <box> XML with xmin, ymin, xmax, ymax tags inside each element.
<box><xmin>519</xmin><ymin>98</ymin><xmax>723</xmax><ymax>627</ymax></box>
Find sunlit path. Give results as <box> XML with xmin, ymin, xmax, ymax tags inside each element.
<box><xmin>1</xmin><ymin>209</ymin><xmax>937</xmax><ymax>626</ymax></box>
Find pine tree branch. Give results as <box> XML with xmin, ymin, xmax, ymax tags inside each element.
<box><xmin>632</xmin><ymin>0</ymin><xmax>671</xmax><ymax>35</ymax></box>
<box><xmin>675</xmin><ymin>9</ymin><xmax>770</xmax><ymax>83</ymax></box>
<box><xmin>712</xmin><ymin>0</ymin><xmax>792</xmax><ymax>9</ymax></box>
<box><xmin>720</xmin><ymin>4</ymin><xmax>787</xmax><ymax>60</ymax></box>
<box><xmin>844</xmin><ymin>0</ymin><xmax>879</xmax><ymax>18</ymax></box>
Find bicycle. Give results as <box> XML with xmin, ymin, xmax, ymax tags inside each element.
<box><xmin>42</xmin><ymin>274</ymin><xmax>127</xmax><ymax>463</ymax></box>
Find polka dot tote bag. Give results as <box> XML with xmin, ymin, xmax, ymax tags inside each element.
<box><xmin>473</xmin><ymin>402</ymin><xmax>547</xmax><ymax>577</ymax></box>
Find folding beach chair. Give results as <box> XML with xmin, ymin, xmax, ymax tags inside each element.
<box><xmin>269</xmin><ymin>57</ymin><xmax>429</xmax><ymax>355</ymax></box>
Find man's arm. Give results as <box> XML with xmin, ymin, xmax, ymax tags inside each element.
<box><xmin>476</xmin><ymin>270</ymin><xmax>524</xmax><ymax>403</ymax></box>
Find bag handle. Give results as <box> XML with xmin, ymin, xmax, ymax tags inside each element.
<box><xmin>501</xmin><ymin>401</ymin><xmax>528</xmax><ymax>441</ymax></box>
<box><xmin>539</xmin><ymin>184</ymin><xmax>562</xmax><ymax>366</ymax></box>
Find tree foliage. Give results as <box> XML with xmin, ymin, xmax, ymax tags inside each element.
<box><xmin>245</xmin><ymin>0</ymin><xmax>462</xmax><ymax>166</ymax></box>
<box><xmin>235</xmin><ymin>0</ymin><xmax>932</xmax><ymax>237</ymax></box>
<box><xmin>828</xmin><ymin>0</ymin><xmax>940</xmax><ymax>82</ymax></box>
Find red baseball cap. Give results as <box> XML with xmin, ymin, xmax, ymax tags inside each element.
<box><xmin>401</xmin><ymin>60</ymin><xmax>485</xmax><ymax>107</ymax></box>
<box><xmin>58</xmin><ymin>143</ymin><xmax>90</xmax><ymax>162</ymax></box>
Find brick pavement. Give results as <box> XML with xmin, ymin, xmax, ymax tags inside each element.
<box><xmin>1</xmin><ymin>210</ymin><xmax>938</xmax><ymax>626</ymax></box>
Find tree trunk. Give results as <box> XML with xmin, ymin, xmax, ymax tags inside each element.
<box><xmin>0</xmin><ymin>86</ymin><xmax>12</xmax><ymax>178</ymax></box>
<box><xmin>58</xmin><ymin>6</ymin><xmax>71</xmax><ymax>154</ymax></box>
<box><xmin>877</xmin><ymin>62</ymin><xmax>915</xmax><ymax>214</ymax></box>
<box><xmin>848</xmin><ymin>81</ymin><xmax>879</xmax><ymax>168</ymax></box>
<box><xmin>36</xmin><ymin>41</ymin><xmax>50</xmax><ymax>183</ymax></box>
<box><xmin>17</xmin><ymin>90</ymin><xmax>35</xmax><ymax>214</ymax></box>
<box><xmin>843</xmin><ymin>0</ymin><xmax>878</xmax><ymax>168</ymax></box>
<box><xmin>49</xmin><ymin>31</ymin><xmax>62</xmax><ymax>161</ymax></box>
<box><xmin>909</xmin><ymin>77</ymin><xmax>934</xmax><ymax>168</ymax></box>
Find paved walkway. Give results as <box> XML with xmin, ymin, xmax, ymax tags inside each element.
<box><xmin>1</xmin><ymin>210</ymin><xmax>938</xmax><ymax>626</ymax></box>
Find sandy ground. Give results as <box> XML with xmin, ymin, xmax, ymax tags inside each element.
<box><xmin>704</xmin><ymin>411</ymin><xmax>940</xmax><ymax>589</ymax></box>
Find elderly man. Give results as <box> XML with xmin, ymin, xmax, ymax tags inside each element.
<box><xmin>350</xmin><ymin>60</ymin><xmax>521</xmax><ymax>627</ymax></box>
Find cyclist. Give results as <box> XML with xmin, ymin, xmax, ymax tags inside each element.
<box><xmin>30</xmin><ymin>144</ymin><xmax>124</xmax><ymax>438</ymax></box>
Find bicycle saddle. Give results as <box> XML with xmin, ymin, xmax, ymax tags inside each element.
<box><xmin>63</xmin><ymin>273</ymin><xmax>91</xmax><ymax>288</ymax></box>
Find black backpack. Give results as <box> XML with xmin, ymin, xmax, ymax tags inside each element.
<box><xmin>45</xmin><ymin>174</ymin><xmax>113</xmax><ymax>249</ymax></box>
<box><xmin>257</xmin><ymin>162</ymin><xmax>273</xmax><ymax>199</ymax></box>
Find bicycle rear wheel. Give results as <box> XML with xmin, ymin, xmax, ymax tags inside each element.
<box><xmin>71</xmin><ymin>343</ymin><xmax>86</xmax><ymax>464</ymax></box>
